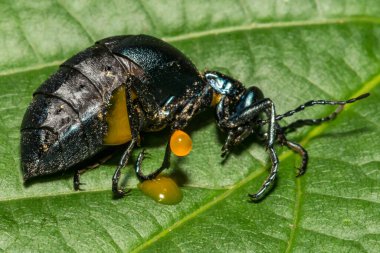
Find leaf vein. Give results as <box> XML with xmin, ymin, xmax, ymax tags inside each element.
<box><xmin>284</xmin><ymin>73</ymin><xmax>380</xmax><ymax>252</ymax></box>
<box><xmin>46</xmin><ymin>201</ymin><xmax>77</xmax><ymax>253</ymax></box>
<box><xmin>1</xmin><ymin>17</ymin><xmax>380</xmax><ymax>77</ymax></box>
<box><xmin>8</xmin><ymin>4</ymin><xmax>43</xmax><ymax>62</ymax></box>
<box><xmin>56</xmin><ymin>0</ymin><xmax>95</xmax><ymax>42</ymax></box>
<box><xmin>309</xmin><ymin>191</ymin><xmax>380</xmax><ymax>205</ymax></box>
<box><xmin>136</xmin><ymin>0</ymin><xmax>157</xmax><ymax>31</ymax></box>
<box><xmin>302</xmin><ymin>227</ymin><xmax>367</xmax><ymax>251</ymax></box>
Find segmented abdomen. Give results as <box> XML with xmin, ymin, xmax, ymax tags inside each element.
<box><xmin>20</xmin><ymin>41</ymin><xmax>136</xmax><ymax>179</ymax></box>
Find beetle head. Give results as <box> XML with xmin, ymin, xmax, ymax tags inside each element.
<box><xmin>204</xmin><ymin>71</ymin><xmax>244</xmax><ymax>96</ymax></box>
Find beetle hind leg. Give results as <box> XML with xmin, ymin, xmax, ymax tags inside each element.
<box><xmin>112</xmin><ymin>139</ymin><xmax>137</xmax><ymax>198</ymax></box>
<box><xmin>112</xmin><ymin>77</ymin><xmax>143</xmax><ymax>198</ymax></box>
<box><xmin>73</xmin><ymin>152</ymin><xmax>114</xmax><ymax>191</ymax></box>
<box><xmin>73</xmin><ymin>169</ymin><xmax>85</xmax><ymax>191</ymax></box>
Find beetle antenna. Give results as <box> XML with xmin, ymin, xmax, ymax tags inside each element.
<box><xmin>275</xmin><ymin>93</ymin><xmax>369</xmax><ymax>121</ymax></box>
<box><xmin>257</xmin><ymin>93</ymin><xmax>369</xmax><ymax>126</ymax></box>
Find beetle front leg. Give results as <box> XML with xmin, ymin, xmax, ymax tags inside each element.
<box><xmin>249</xmin><ymin>147</ymin><xmax>279</xmax><ymax>201</ymax></box>
<box><xmin>220</xmin><ymin>98</ymin><xmax>277</xmax><ymax>148</ymax></box>
<box><xmin>219</xmin><ymin>98</ymin><xmax>279</xmax><ymax>201</ymax></box>
<box><xmin>221</xmin><ymin>126</ymin><xmax>253</xmax><ymax>157</ymax></box>
<box><xmin>239</xmin><ymin>100</ymin><xmax>278</xmax><ymax>201</ymax></box>
<box><xmin>285</xmin><ymin>140</ymin><xmax>308</xmax><ymax>176</ymax></box>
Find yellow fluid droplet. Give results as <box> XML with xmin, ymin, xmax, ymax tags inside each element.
<box><xmin>138</xmin><ymin>175</ymin><xmax>183</xmax><ymax>205</ymax></box>
<box><xmin>170</xmin><ymin>130</ymin><xmax>192</xmax><ymax>157</ymax></box>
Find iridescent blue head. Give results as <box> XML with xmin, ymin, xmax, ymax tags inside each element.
<box><xmin>204</xmin><ymin>71</ymin><xmax>244</xmax><ymax>96</ymax></box>
<box><xmin>204</xmin><ymin>70</ymin><xmax>264</xmax><ymax>130</ymax></box>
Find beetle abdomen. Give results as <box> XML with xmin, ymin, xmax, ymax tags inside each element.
<box><xmin>20</xmin><ymin>42</ymin><xmax>135</xmax><ymax>180</ymax></box>
<box><xmin>21</xmin><ymin>68</ymin><xmax>106</xmax><ymax>180</ymax></box>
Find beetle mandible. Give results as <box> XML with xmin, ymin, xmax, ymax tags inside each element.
<box><xmin>20</xmin><ymin>34</ymin><xmax>369</xmax><ymax>201</ymax></box>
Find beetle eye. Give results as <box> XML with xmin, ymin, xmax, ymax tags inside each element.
<box><xmin>235</xmin><ymin>91</ymin><xmax>255</xmax><ymax>113</ymax></box>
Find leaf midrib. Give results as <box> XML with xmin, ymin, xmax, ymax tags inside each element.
<box><xmin>1</xmin><ymin>15</ymin><xmax>380</xmax><ymax>77</ymax></box>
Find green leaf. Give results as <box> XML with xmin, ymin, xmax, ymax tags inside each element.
<box><xmin>1</xmin><ymin>0</ymin><xmax>379</xmax><ymax>252</ymax></box>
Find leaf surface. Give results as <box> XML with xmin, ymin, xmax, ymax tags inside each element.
<box><xmin>0</xmin><ymin>1</ymin><xmax>379</xmax><ymax>252</ymax></box>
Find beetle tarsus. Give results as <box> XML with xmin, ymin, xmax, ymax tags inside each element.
<box><xmin>286</xmin><ymin>140</ymin><xmax>308</xmax><ymax>177</ymax></box>
<box><xmin>249</xmin><ymin>147</ymin><xmax>279</xmax><ymax>201</ymax></box>
<box><xmin>135</xmin><ymin>143</ymin><xmax>171</xmax><ymax>181</ymax></box>
<box><xmin>73</xmin><ymin>169</ymin><xmax>87</xmax><ymax>191</ymax></box>
<box><xmin>112</xmin><ymin>138</ymin><xmax>137</xmax><ymax>198</ymax></box>
<box><xmin>276</xmin><ymin>125</ymin><xmax>308</xmax><ymax>177</ymax></box>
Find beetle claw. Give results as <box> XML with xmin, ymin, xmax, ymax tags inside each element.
<box><xmin>141</xmin><ymin>149</ymin><xmax>151</xmax><ymax>158</ymax></box>
<box><xmin>221</xmin><ymin>148</ymin><xmax>229</xmax><ymax>158</ymax></box>
<box><xmin>113</xmin><ymin>188</ymin><xmax>131</xmax><ymax>199</ymax></box>
<box><xmin>248</xmin><ymin>193</ymin><xmax>260</xmax><ymax>202</ymax></box>
<box><xmin>296</xmin><ymin>168</ymin><xmax>305</xmax><ymax>177</ymax></box>
<box><xmin>76</xmin><ymin>182</ymin><xmax>87</xmax><ymax>191</ymax></box>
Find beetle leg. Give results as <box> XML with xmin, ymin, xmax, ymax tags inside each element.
<box><xmin>73</xmin><ymin>170</ymin><xmax>84</xmax><ymax>191</ymax></box>
<box><xmin>285</xmin><ymin>140</ymin><xmax>308</xmax><ymax>176</ymax></box>
<box><xmin>219</xmin><ymin>98</ymin><xmax>279</xmax><ymax>201</ymax></box>
<box><xmin>237</xmin><ymin>100</ymin><xmax>279</xmax><ymax>201</ymax></box>
<box><xmin>112</xmin><ymin>77</ymin><xmax>143</xmax><ymax>198</ymax></box>
<box><xmin>215</xmin><ymin>96</ymin><xmax>233</xmax><ymax>130</ymax></box>
<box><xmin>112</xmin><ymin>139</ymin><xmax>137</xmax><ymax>197</ymax></box>
<box><xmin>221</xmin><ymin>126</ymin><xmax>253</xmax><ymax>157</ymax></box>
<box><xmin>172</xmin><ymin>85</ymin><xmax>213</xmax><ymax>130</ymax></box>
<box><xmin>135</xmin><ymin>143</ymin><xmax>171</xmax><ymax>181</ymax></box>
<box><xmin>73</xmin><ymin>152</ymin><xmax>114</xmax><ymax>191</ymax></box>
<box><xmin>277</xmin><ymin>127</ymin><xmax>309</xmax><ymax>176</ymax></box>
<box><xmin>134</xmin><ymin>85</ymin><xmax>213</xmax><ymax>181</ymax></box>
<box><xmin>223</xmin><ymin>98</ymin><xmax>277</xmax><ymax>148</ymax></box>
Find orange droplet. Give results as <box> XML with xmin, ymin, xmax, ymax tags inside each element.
<box><xmin>138</xmin><ymin>175</ymin><xmax>183</xmax><ymax>205</ymax></box>
<box><xmin>170</xmin><ymin>130</ymin><xmax>192</xmax><ymax>157</ymax></box>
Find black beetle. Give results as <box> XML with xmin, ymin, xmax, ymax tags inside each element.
<box><xmin>21</xmin><ymin>34</ymin><xmax>369</xmax><ymax>201</ymax></box>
